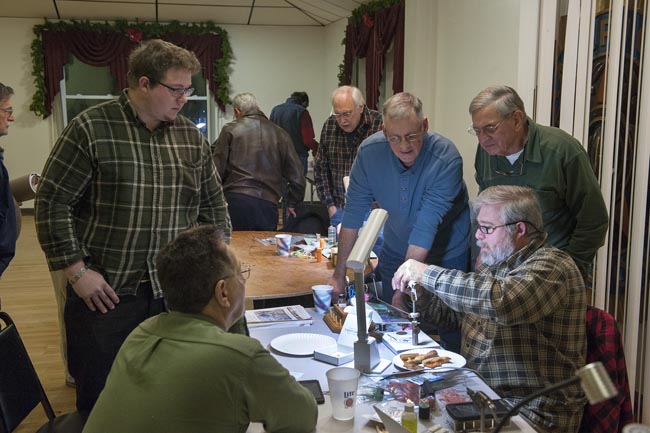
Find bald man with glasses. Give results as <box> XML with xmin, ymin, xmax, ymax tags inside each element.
<box><xmin>331</xmin><ymin>92</ymin><xmax>471</xmax><ymax>352</ymax></box>
<box><xmin>314</xmin><ymin>86</ymin><xmax>383</xmax><ymax>228</ymax></box>
<box><xmin>469</xmin><ymin>85</ymin><xmax>608</xmax><ymax>277</ymax></box>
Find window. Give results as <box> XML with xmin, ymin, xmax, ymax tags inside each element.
<box><xmin>60</xmin><ymin>55</ymin><xmax>219</xmax><ymax>141</ymax></box>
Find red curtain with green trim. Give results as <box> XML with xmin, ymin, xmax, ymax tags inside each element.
<box><xmin>342</xmin><ymin>1</ymin><xmax>404</xmax><ymax>110</ymax></box>
<box><xmin>40</xmin><ymin>29</ymin><xmax>226</xmax><ymax>117</ymax></box>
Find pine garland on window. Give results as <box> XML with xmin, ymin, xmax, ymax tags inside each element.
<box><xmin>30</xmin><ymin>19</ymin><xmax>233</xmax><ymax>117</ymax></box>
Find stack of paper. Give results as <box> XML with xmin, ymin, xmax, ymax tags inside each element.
<box><xmin>245</xmin><ymin>305</ymin><xmax>313</xmax><ymax>329</ymax></box>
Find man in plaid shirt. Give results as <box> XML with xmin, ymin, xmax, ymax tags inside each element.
<box><xmin>393</xmin><ymin>185</ymin><xmax>587</xmax><ymax>432</ymax></box>
<box><xmin>35</xmin><ymin>39</ymin><xmax>232</xmax><ymax>412</ymax></box>
<box><xmin>314</xmin><ymin>86</ymin><xmax>382</xmax><ymax>227</ymax></box>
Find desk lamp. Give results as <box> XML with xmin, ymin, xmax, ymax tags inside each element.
<box><xmin>346</xmin><ymin>208</ymin><xmax>388</xmax><ymax>373</ymax></box>
<box><xmin>491</xmin><ymin>361</ymin><xmax>617</xmax><ymax>433</ymax></box>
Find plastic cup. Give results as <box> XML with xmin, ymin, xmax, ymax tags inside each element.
<box><xmin>326</xmin><ymin>367</ymin><xmax>361</xmax><ymax>421</ymax></box>
<box><xmin>275</xmin><ymin>234</ymin><xmax>292</xmax><ymax>256</ymax></box>
<box><xmin>312</xmin><ymin>284</ymin><xmax>333</xmax><ymax>314</ymax></box>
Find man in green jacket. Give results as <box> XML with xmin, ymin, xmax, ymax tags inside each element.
<box><xmin>83</xmin><ymin>225</ymin><xmax>318</xmax><ymax>433</ymax></box>
<box><xmin>469</xmin><ymin>85</ymin><xmax>608</xmax><ymax>277</ymax></box>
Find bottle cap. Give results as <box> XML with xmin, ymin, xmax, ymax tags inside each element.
<box><xmin>418</xmin><ymin>400</ymin><xmax>430</xmax><ymax>419</ymax></box>
<box><xmin>404</xmin><ymin>402</ymin><xmax>414</xmax><ymax>412</ymax></box>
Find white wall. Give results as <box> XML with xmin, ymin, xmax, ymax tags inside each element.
<box><xmin>0</xmin><ymin>18</ymin><xmax>56</xmax><ymax>209</ymax></box>
<box><xmin>1</xmin><ymin>3</ymin><xmax>527</xmax><ymax>207</ymax></box>
<box><xmin>405</xmin><ymin>0</ymin><xmax>522</xmax><ymax>199</ymax></box>
<box><xmin>0</xmin><ymin>18</ymin><xmax>347</xmax><ymax>208</ymax></box>
<box><xmin>220</xmin><ymin>23</ymin><xmax>343</xmax><ymax>135</ymax></box>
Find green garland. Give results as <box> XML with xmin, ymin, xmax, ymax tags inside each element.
<box><xmin>30</xmin><ymin>19</ymin><xmax>233</xmax><ymax>117</ymax></box>
<box><xmin>337</xmin><ymin>0</ymin><xmax>401</xmax><ymax>86</ymax></box>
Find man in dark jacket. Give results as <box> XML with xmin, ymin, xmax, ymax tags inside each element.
<box><xmin>270</xmin><ymin>91</ymin><xmax>319</xmax><ymax>175</ymax></box>
<box><xmin>0</xmin><ymin>81</ymin><xmax>17</xmax><ymax>277</ymax></box>
<box><xmin>213</xmin><ymin>93</ymin><xmax>305</xmax><ymax>231</ymax></box>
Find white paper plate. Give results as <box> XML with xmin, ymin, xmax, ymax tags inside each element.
<box><xmin>270</xmin><ymin>333</ymin><xmax>337</xmax><ymax>356</ymax></box>
<box><xmin>392</xmin><ymin>348</ymin><xmax>466</xmax><ymax>371</ymax></box>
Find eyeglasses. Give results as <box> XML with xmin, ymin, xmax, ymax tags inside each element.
<box><xmin>386</xmin><ymin>129</ymin><xmax>424</xmax><ymax>145</ymax></box>
<box><xmin>0</xmin><ymin>107</ymin><xmax>14</xmax><ymax>116</ymax></box>
<box><xmin>468</xmin><ymin>118</ymin><xmax>506</xmax><ymax>136</ymax></box>
<box><xmin>476</xmin><ymin>222</ymin><xmax>519</xmax><ymax>235</ymax></box>
<box><xmin>332</xmin><ymin>109</ymin><xmax>357</xmax><ymax>120</ymax></box>
<box><xmin>148</xmin><ymin>77</ymin><xmax>194</xmax><ymax>97</ymax></box>
<box><xmin>239</xmin><ymin>266</ymin><xmax>251</xmax><ymax>281</ymax></box>
<box><xmin>495</xmin><ymin>160</ymin><xmax>525</xmax><ymax>177</ymax></box>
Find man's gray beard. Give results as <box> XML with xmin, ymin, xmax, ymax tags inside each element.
<box><xmin>477</xmin><ymin>238</ymin><xmax>515</xmax><ymax>266</ymax></box>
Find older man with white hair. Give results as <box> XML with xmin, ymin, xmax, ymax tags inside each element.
<box><xmin>213</xmin><ymin>92</ymin><xmax>305</xmax><ymax>231</ymax></box>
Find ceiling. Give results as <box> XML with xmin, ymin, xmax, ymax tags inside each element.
<box><xmin>1</xmin><ymin>0</ymin><xmax>370</xmax><ymax>26</ymax></box>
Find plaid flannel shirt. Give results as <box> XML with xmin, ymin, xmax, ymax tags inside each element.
<box><xmin>35</xmin><ymin>92</ymin><xmax>231</xmax><ymax>298</ymax></box>
<box><xmin>415</xmin><ymin>236</ymin><xmax>587</xmax><ymax>432</ymax></box>
<box><xmin>580</xmin><ymin>306</ymin><xmax>633</xmax><ymax>433</ymax></box>
<box><xmin>313</xmin><ymin>106</ymin><xmax>382</xmax><ymax>208</ymax></box>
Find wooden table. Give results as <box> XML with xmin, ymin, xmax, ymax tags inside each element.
<box><xmin>231</xmin><ymin>231</ymin><xmax>334</xmax><ymax>304</ymax></box>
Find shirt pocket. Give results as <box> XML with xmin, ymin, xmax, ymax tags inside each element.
<box><xmin>532</xmin><ymin>188</ymin><xmax>562</xmax><ymax>221</ymax></box>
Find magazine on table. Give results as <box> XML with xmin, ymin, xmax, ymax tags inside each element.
<box><xmin>245</xmin><ymin>305</ymin><xmax>313</xmax><ymax>329</ymax></box>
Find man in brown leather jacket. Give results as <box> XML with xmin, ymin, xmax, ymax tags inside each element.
<box><xmin>212</xmin><ymin>92</ymin><xmax>305</xmax><ymax>230</ymax></box>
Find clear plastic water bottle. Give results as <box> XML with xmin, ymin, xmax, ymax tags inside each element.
<box><xmin>328</xmin><ymin>225</ymin><xmax>337</xmax><ymax>244</ymax></box>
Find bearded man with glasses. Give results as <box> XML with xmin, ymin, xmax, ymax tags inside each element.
<box><xmin>393</xmin><ymin>185</ymin><xmax>587</xmax><ymax>433</ymax></box>
<box><xmin>469</xmin><ymin>85</ymin><xmax>608</xmax><ymax>278</ymax></box>
<box><xmin>331</xmin><ymin>92</ymin><xmax>471</xmax><ymax>352</ymax></box>
<box><xmin>35</xmin><ymin>39</ymin><xmax>232</xmax><ymax>412</ymax></box>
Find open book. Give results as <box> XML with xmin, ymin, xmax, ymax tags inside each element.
<box><xmin>245</xmin><ymin>305</ymin><xmax>313</xmax><ymax>329</ymax></box>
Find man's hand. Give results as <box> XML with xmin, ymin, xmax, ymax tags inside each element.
<box><xmin>329</xmin><ymin>272</ymin><xmax>346</xmax><ymax>299</ymax></box>
<box><xmin>287</xmin><ymin>207</ymin><xmax>297</xmax><ymax>219</ymax></box>
<box><xmin>328</xmin><ymin>205</ymin><xmax>337</xmax><ymax>218</ymax></box>
<box><xmin>392</xmin><ymin>259</ymin><xmax>429</xmax><ymax>293</ymax></box>
<box><xmin>69</xmin><ymin>268</ymin><xmax>120</xmax><ymax>313</ymax></box>
<box><xmin>391</xmin><ymin>290</ymin><xmax>410</xmax><ymax>314</ymax></box>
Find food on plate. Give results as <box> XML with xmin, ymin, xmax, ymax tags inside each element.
<box><xmin>399</xmin><ymin>350</ymin><xmax>451</xmax><ymax>370</ymax></box>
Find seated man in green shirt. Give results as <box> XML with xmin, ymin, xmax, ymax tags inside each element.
<box><xmin>83</xmin><ymin>225</ymin><xmax>318</xmax><ymax>433</ymax></box>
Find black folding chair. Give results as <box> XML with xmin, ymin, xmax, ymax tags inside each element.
<box><xmin>0</xmin><ymin>311</ymin><xmax>86</xmax><ymax>433</ymax></box>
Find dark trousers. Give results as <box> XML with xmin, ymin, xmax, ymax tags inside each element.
<box><xmin>65</xmin><ymin>282</ymin><xmax>165</xmax><ymax>412</ymax></box>
<box><xmin>226</xmin><ymin>192</ymin><xmax>279</xmax><ymax>231</ymax></box>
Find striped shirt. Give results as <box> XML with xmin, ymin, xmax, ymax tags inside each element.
<box><xmin>35</xmin><ymin>92</ymin><xmax>231</xmax><ymax>298</ymax></box>
<box><xmin>313</xmin><ymin>106</ymin><xmax>382</xmax><ymax>208</ymax></box>
<box><xmin>415</xmin><ymin>236</ymin><xmax>587</xmax><ymax>432</ymax></box>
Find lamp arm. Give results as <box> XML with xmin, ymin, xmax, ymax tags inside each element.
<box><xmin>491</xmin><ymin>375</ymin><xmax>580</xmax><ymax>433</ymax></box>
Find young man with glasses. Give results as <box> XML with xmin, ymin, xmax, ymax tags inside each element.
<box><xmin>468</xmin><ymin>85</ymin><xmax>608</xmax><ymax>278</ymax></box>
<box><xmin>314</xmin><ymin>85</ymin><xmax>383</xmax><ymax>227</ymax></box>
<box><xmin>393</xmin><ymin>185</ymin><xmax>587</xmax><ymax>433</ymax></box>
<box><xmin>0</xmin><ymin>82</ymin><xmax>17</xmax><ymax>277</ymax></box>
<box><xmin>331</xmin><ymin>92</ymin><xmax>471</xmax><ymax>352</ymax></box>
<box><xmin>84</xmin><ymin>226</ymin><xmax>317</xmax><ymax>433</ymax></box>
<box><xmin>35</xmin><ymin>39</ymin><xmax>232</xmax><ymax>412</ymax></box>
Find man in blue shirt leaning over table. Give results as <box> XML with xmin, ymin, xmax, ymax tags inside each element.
<box><xmin>330</xmin><ymin>92</ymin><xmax>471</xmax><ymax>352</ymax></box>
<box><xmin>83</xmin><ymin>225</ymin><xmax>318</xmax><ymax>433</ymax></box>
